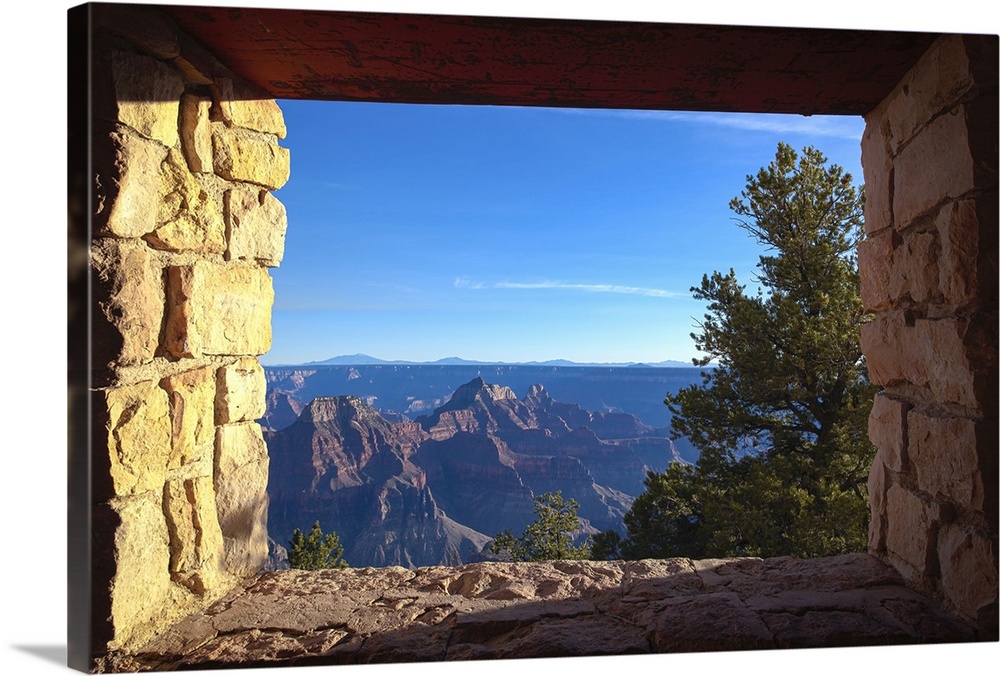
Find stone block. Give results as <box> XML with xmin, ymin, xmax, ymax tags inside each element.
<box><xmin>859</xmin><ymin>310</ymin><xmax>924</xmax><ymax>389</ymax></box>
<box><xmin>937</xmin><ymin>523</ymin><xmax>999</xmax><ymax>626</ymax></box>
<box><xmin>868</xmin><ymin>394</ymin><xmax>909</xmax><ymax>473</ymax></box>
<box><xmin>894</xmin><ymin>108</ymin><xmax>975</xmax><ymax>227</ymax></box>
<box><xmin>646</xmin><ymin>592</ymin><xmax>775</xmax><ymax>652</ymax></box>
<box><xmin>147</xmin><ymin>148</ymin><xmax>226</xmax><ymax>254</ymax></box>
<box><xmin>165</xmin><ymin>261</ymin><xmax>274</xmax><ymax>358</ymax></box>
<box><xmin>214</xmin><ymin>77</ymin><xmax>287</xmax><ymax>138</ymax></box>
<box><xmin>102</xmin><ymin>380</ymin><xmax>172</xmax><ymax>497</ymax></box>
<box><xmin>908</xmin><ymin>409</ymin><xmax>985</xmax><ymax>510</ymax></box>
<box><xmin>882</xmin><ymin>35</ymin><xmax>975</xmax><ymax>154</ymax></box>
<box><xmin>91</xmin><ymin>238</ymin><xmax>164</xmax><ymax>368</ymax></box>
<box><xmin>105</xmin><ymin>492</ymin><xmax>174</xmax><ymax>650</ymax></box>
<box><xmin>94</xmin><ymin>125</ymin><xmax>168</xmax><ymax>239</ymax></box>
<box><xmin>937</xmin><ymin>199</ymin><xmax>985</xmax><ymax>308</ymax></box>
<box><xmin>867</xmin><ymin>453</ymin><xmax>888</xmax><ymax>553</ymax></box>
<box><xmin>216</xmin><ymin>357</ymin><xmax>267</xmax><ymax>425</ymax></box>
<box><xmin>889</xmin><ymin>231</ymin><xmax>939</xmax><ymax>306</ymax></box>
<box><xmin>860</xmin><ymin>117</ymin><xmax>894</xmax><ymax>235</ymax></box>
<box><xmin>861</xmin><ymin>312</ymin><xmax>979</xmax><ymax>412</ymax></box>
<box><xmin>163</xmin><ymin>476</ymin><xmax>229</xmax><ymax>595</ymax></box>
<box><xmin>884</xmin><ymin>484</ymin><xmax>940</xmax><ymax>581</ymax></box>
<box><xmin>110</xmin><ymin>49</ymin><xmax>184</xmax><ymax>148</ymax></box>
<box><xmin>215</xmin><ymin>421</ymin><xmax>269</xmax><ymax>476</ymax></box>
<box><xmin>965</xmin><ymin>95</ymin><xmax>1000</xmax><ymax>191</ymax></box>
<box><xmin>214</xmin><ymin>422</ymin><xmax>270</xmax><ymax>576</ymax></box>
<box><xmin>212</xmin><ymin>123</ymin><xmax>291</xmax><ymax>190</ymax></box>
<box><xmin>857</xmin><ymin>229</ymin><xmax>895</xmax><ymax>313</ymax></box>
<box><xmin>179</xmin><ymin>93</ymin><xmax>214</xmax><ymax>173</ymax></box>
<box><xmin>914</xmin><ymin>317</ymin><xmax>978</xmax><ymax>412</ymax></box>
<box><xmin>224</xmin><ymin>188</ymin><xmax>288</xmax><ymax>266</ymax></box>
<box><xmin>161</xmin><ymin>366</ymin><xmax>218</xmax><ymax>469</ymax></box>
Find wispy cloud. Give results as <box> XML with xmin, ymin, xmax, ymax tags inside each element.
<box><xmin>455</xmin><ymin>277</ymin><xmax>684</xmax><ymax>298</ymax></box>
<box><xmin>544</xmin><ymin>108</ymin><xmax>863</xmax><ymax>140</ymax></box>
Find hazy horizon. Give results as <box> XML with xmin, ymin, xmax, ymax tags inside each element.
<box><xmin>264</xmin><ymin>351</ymin><xmax>705</xmax><ymax>367</ymax></box>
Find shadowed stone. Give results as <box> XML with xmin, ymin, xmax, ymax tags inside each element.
<box><xmin>129</xmin><ymin>555</ymin><xmax>976</xmax><ymax>670</ymax></box>
<box><xmin>937</xmin><ymin>523</ymin><xmax>1000</xmax><ymax>625</ymax></box>
<box><xmin>646</xmin><ymin>591</ymin><xmax>775</xmax><ymax>652</ymax></box>
<box><xmin>214</xmin><ymin>422</ymin><xmax>269</xmax><ymax>577</ymax></box>
<box><xmin>909</xmin><ymin>409</ymin><xmax>985</xmax><ymax>508</ymax></box>
<box><xmin>91</xmin><ymin>238</ymin><xmax>164</xmax><ymax>369</ymax></box>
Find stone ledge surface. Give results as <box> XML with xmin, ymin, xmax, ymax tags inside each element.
<box><xmin>109</xmin><ymin>553</ymin><xmax>985</xmax><ymax>672</ymax></box>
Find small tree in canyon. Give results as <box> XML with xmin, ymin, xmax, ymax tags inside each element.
<box><xmin>288</xmin><ymin>521</ymin><xmax>349</xmax><ymax>570</ymax></box>
<box><xmin>490</xmin><ymin>491</ymin><xmax>591</xmax><ymax>561</ymax></box>
<box><xmin>623</xmin><ymin>143</ymin><xmax>876</xmax><ymax>559</ymax></box>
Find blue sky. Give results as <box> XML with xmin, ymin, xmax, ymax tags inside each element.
<box><xmin>264</xmin><ymin>102</ymin><xmax>865</xmax><ymax>365</ymax></box>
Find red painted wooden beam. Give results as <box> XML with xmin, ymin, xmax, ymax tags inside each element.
<box><xmin>166</xmin><ymin>5</ymin><xmax>940</xmax><ymax>115</ymax></box>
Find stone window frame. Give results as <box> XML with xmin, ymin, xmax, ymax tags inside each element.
<box><xmin>70</xmin><ymin>1</ymin><xmax>995</xmax><ymax>672</ymax></box>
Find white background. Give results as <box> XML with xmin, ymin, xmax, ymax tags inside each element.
<box><xmin>3</xmin><ymin>1</ymin><xmax>997</xmax><ymax>674</ymax></box>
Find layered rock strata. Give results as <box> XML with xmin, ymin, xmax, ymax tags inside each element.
<box><xmin>266</xmin><ymin>379</ymin><xmax>670</xmax><ymax>567</ymax></box>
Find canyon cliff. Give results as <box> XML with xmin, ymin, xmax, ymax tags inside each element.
<box><xmin>265</xmin><ymin>378</ymin><xmax>681</xmax><ymax>567</ymax></box>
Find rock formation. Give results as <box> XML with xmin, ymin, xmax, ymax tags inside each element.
<box><xmin>263</xmin><ymin>362</ymin><xmax>706</xmax><ymax>443</ymax></box>
<box><xmin>266</xmin><ymin>378</ymin><xmax>678</xmax><ymax>567</ymax></box>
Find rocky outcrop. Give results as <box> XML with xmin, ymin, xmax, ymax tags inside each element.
<box><xmin>413</xmin><ymin>432</ymin><xmax>537</xmax><ymax>537</ymax></box>
<box><xmin>505</xmin><ymin>452</ymin><xmax>632</xmax><ymax>534</ymax></box>
<box><xmin>509</xmin><ymin>425</ymin><xmax>651</xmax><ymax>495</ymax></box>
<box><xmin>347</xmin><ymin>479</ymin><xmax>490</xmax><ymax>568</ymax></box>
<box><xmin>260</xmin><ymin>390</ymin><xmax>302</xmax><ymax>431</ymax></box>
<box><xmin>420</xmin><ymin>377</ymin><xmax>536</xmax><ymax>440</ymax></box>
<box><xmin>265</xmin><ymin>396</ymin><xmax>445</xmax><ymax>568</ymax></box>
<box><xmin>125</xmin><ymin>553</ymin><xmax>978</xmax><ymax>671</ymax></box>
<box><xmin>266</xmin><ymin>379</ymin><xmax>675</xmax><ymax>567</ymax></box>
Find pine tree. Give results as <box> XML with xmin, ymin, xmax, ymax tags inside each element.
<box><xmin>623</xmin><ymin>143</ymin><xmax>876</xmax><ymax>559</ymax></box>
<box><xmin>490</xmin><ymin>491</ymin><xmax>591</xmax><ymax>561</ymax></box>
<box><xmin>288</xmin><ymin>521</ymin><xmax>349</xmax><ymax>570</ymax></box>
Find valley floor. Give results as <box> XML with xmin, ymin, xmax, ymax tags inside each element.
<box><xmin>111</xmin><ymin>553</ymin><xmax>986</xmax><ymax>671</ymax></box>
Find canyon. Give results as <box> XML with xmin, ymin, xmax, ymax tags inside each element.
<box><xmin>262</xmin><ymin>363</ymin><xmax>707</xmax><ymax>439</ymax></box>
<box><xmin>264</xmin><ymin>374</ymin><xmax>689</xmax><ymax>568</ymax></box>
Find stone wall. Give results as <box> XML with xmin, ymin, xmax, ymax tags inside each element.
<box><xmin>87</xmin><ymin>4</ymin><xmax>288</xmax><ymax>655</ymax></box>
<box><xmin>860</xmin><ymin>34</ymin><xmax>998</xmax><ymax>631</ymax></box>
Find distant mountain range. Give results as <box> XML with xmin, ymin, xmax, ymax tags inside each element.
<box><xmin>262</xmin><ymin>363</ymin><xmax>710</xmax><ymax>431</ymax></box>
<box><xmin>285</xmin><ymin>353</ymin><xmax>701</xmax><ymax>368</ymax></box>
